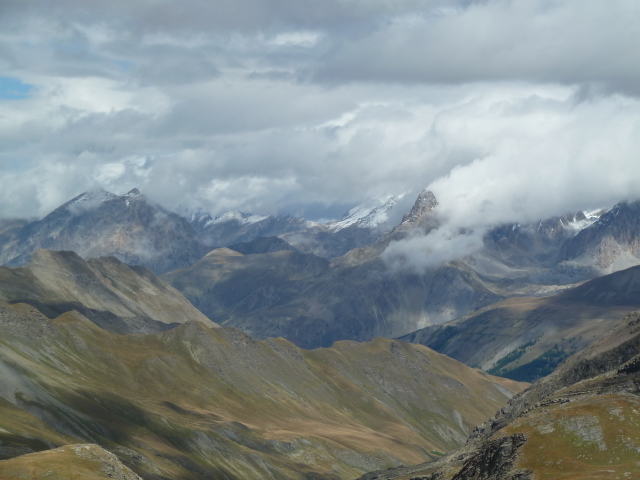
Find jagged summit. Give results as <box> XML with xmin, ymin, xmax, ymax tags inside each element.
<box><xmin>401</xmin><ymin>189</ymin><xmax>438</xmax><ymax>224</ymax></box>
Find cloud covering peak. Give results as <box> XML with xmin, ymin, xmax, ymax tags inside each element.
<box><xmin>1</xmin><ymin>0</ymin><xmax>639</xmax><ymax>226</ymax></box>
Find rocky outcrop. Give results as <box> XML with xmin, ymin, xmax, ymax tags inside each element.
<box><xmin>228</xmin><ymin>236</ymin><xmax>299</xmax><ymax>254</ymax></box>
<box><xmin>558</xmin><ymin>201</ymin><xmax>640</xmax><ymax>273</ymax></box>
<box><xmin>448</xmin><ymin>434</ymin><xmax>531</xmax><ymax>480</ymax></box>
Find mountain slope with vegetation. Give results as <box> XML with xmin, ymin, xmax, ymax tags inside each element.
<box><xmin>0</xmin><ymin>252</ymin><xmax>527</xmax><ymax>479</ymax></box>
<box><xmin>402</xmin><ymin>265</ymin><xmax>640</xmax><ymax>382</ymax></box>
<box><xmin>0</xmin><ymin>249</ymin><xmax>213</xmax><ymax>333</ymax></box>
<box><xmin>0</xmin><ymin>301</ymin><xmax>525</xmax><ymax>479</ymax></box>
<box><xmin>358</xmin><ymin>309</ymin><xmax>640</xmax><ymax>480</ymax></box>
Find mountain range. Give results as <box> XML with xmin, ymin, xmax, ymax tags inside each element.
<box><xmin>4</xmin><ymin>188</ymin><xmax>640</xmax><ymax>356</ymax></box>
<box><xmin>0</xmin><ymin>252</ymin><xmax>526</xmax><ymax>479</ymax></box>
<box><xmin>2</xmin><ymin>185</ymin><xmax>640</xmax><ymax>478</ymax></box>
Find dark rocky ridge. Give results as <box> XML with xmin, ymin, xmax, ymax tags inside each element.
<box><xmin>559</xmin><ymin>200</ymin><xmax>640</xmax><ymax>273</ymax></box>
<box><xmin>228</xmin><ymin>236</ymin><xmax>299</xmax><ymax>255</ymax></box>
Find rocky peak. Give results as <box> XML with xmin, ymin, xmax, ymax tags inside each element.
<box><xmin>400</xmin><ymin>190</ymin><xmax>438</xmax><ymax>225</ymax></box>
<box><xmin>383</xmin><ymin>190</ymin><xmax>439</xmax><ymax>239</ymax></box>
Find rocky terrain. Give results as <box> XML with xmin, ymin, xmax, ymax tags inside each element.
<box><xmin>163</xmin><ymin>191</ymin><xmax>508</xmax><ymax>349</ymax></box>
<box><xmin>358</xmin><ymin>309</ymin><xmax>640</xmax><ymax>480</ymax></box>
<box><xmin>4</xmin><ymin>189</ymin><xmax>640</xmax><ymax>368</ymax></box>
<box><xmin>163</xmin><ymin>244</ymin><xmax>501</xmax><ymax>349</ymax></box>
<box><xmin>0</xmin><ymin>444</ymin><xmax>143</xmax><ymax>480</ymax></box>
<box><xmin>186</xmin><ymin>193</ymin><xmax>408</xmax><ymax>259</ymax></box>
<box><xmin>559</xmin><ymin>201</ymin><xmax>640</xmax><ymax>274</ymax></box>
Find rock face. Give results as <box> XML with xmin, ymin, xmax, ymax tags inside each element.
<box><xmin>228</xmin><ymin>236</ymin><xmax>299</xmax><ymax>255</ymax></box>
<box><xmin>188</xmin><ymin>194</ymin><xmax>407</xmax><ymax>259</ymax></box>
<box><xmin>163</xmin><ymin>243</ymin><xmax>501</xmax><ymax>349</ymax></box>
<box><xmin>0</xmin><ymin>189</ymin><xmax>208</xmax><ymax>274</ymax></box>
<box><xmin>188</xmin><ymin>209</ymin><xmax>310</xmax><ymax>249</ymax></box>
<box><xmin>359</xmin><ymin>310</ymin><xmax>640</xmax><ymax>480</ymax></box>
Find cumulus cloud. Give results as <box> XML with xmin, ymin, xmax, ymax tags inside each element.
<box><xmin>0</xmin><ymin>0</ymin><xmax>639</xmax><ymax>230</ymax></box>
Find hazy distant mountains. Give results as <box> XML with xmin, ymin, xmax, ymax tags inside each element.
<box><xmin>0</xmin><ymin>189</ymin><xmax>208</xmax><ymax>274</ymax></box>
<box><xmin>185</xmin><ymin>193</ymin><xmax>406</xmax><ymax>258</ymax></box>
<box><xmin>402</xmin><ymin>264</ymin><xmax>640</xmax><ymax>381</ymax></box>
<box><xmin>162</xmin><ymin>192</ymin><xmax>502</xmax><ymax>348</ymax></box>
<box><xmin>0</xmin><ymin>189</ymin><xmax>407</xmax><ymax>275</ymax></box>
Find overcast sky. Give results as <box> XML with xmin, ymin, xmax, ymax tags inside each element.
<box><xmin>1</xmin><ymin>0</ymin><xmax>640</xmax><ymax>228</ymax></box>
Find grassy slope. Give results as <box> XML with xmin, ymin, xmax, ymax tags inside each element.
<box><xmin>366</xmin><ymin>310</ymin><xmax>640</xmax><ymax>480</ymax></box>
<box><xmin>0</xmin><ymin>249</ymin><xmax>213</xmax><ymax>326</ymax></box>
<box><xmin>0</xmin><ymin>303</ymin><xmax>526</xmax><ymax>479</ymax></box>
<box><xmin>503</xmin><ymin>394</ymin><xmax>640</xmax><ymax>479</ymax></box>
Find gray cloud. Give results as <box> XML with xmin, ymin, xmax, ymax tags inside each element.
<box><xmin>0</xmin><ymin>0</ymin><xmax>639</xmax><ymax>230</ymax></box>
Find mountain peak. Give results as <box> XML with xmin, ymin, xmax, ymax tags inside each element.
<box><xmin>399</xmin><ymin>189</ymin><xmax>438</xmax><ymax>226</ymax></box>
<box><xmin>125</xmin><ymin>188</ymin><xmax>141</xmax><ymax>197</ymax></box>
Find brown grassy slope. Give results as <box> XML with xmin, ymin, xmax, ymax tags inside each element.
<box><xmin>0</xmin><ymin>249</ymin><xmax>213</xmax><ymax>328</ymax></box>
<box><xmin>0</xmin><ymin>301</ymin><xmax>526</xmax><ymax>480</ymax></box>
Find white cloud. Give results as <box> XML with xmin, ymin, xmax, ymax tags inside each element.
<box><xmin>0</xmin><ymin>0</ymin><xmax>639</xmax><ymax>228</ymax></box>
<box><xmin>383</xmin><ymin>227</ymin><xmax>486</xmax><ymax>272</ymax></box>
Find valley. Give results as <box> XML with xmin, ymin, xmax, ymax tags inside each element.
<box><xmin>2</xmin><ymin>188</ymin><xmax>640</xmax><ymax>479</ymax></box>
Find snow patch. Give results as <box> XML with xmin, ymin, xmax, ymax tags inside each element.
<box><xmin>327</xmin><ymin>193</ymin><xmax>406</xmax><ymax>232</ymax></box>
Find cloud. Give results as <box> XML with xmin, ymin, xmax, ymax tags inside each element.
<box><xmin>0</xmin><ymin>0</ymin><xmax>639</xmax><ymax>230</ymax></box>
<box><xmin>382</xmin><ymin>227</ymin><xmax>486</xmax><ymax>273</ymax></box>
<box><xmin>314</xmin><ymin>1</ymin><xmax>640</xmax><ymax>94</ymax></box>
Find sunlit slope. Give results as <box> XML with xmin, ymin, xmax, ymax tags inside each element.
<box><xmin>0</xmin><ymin>249</ymin><xmax>213</xmax><ymax>332</ymax></box>
<box><xmin>0</xmin><ymin>301</ymin><xmax>526</xmax><ymax>480</ymax></box>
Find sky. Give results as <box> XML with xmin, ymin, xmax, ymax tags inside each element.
<box><xmin>1</xmin><ymin>0</ymin><xmax>640</xmax><ymax>231</ymax></box>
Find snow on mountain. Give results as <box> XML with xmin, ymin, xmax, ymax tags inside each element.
<box><xmin>327</xmin><ymin>193</ymin><xmax>406</xmax><ymax>232</ymax></box>
<box><xmin>206</xmin><ymin>211</ymin><xmax>270</xmax><ymax>227</ymax></box>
